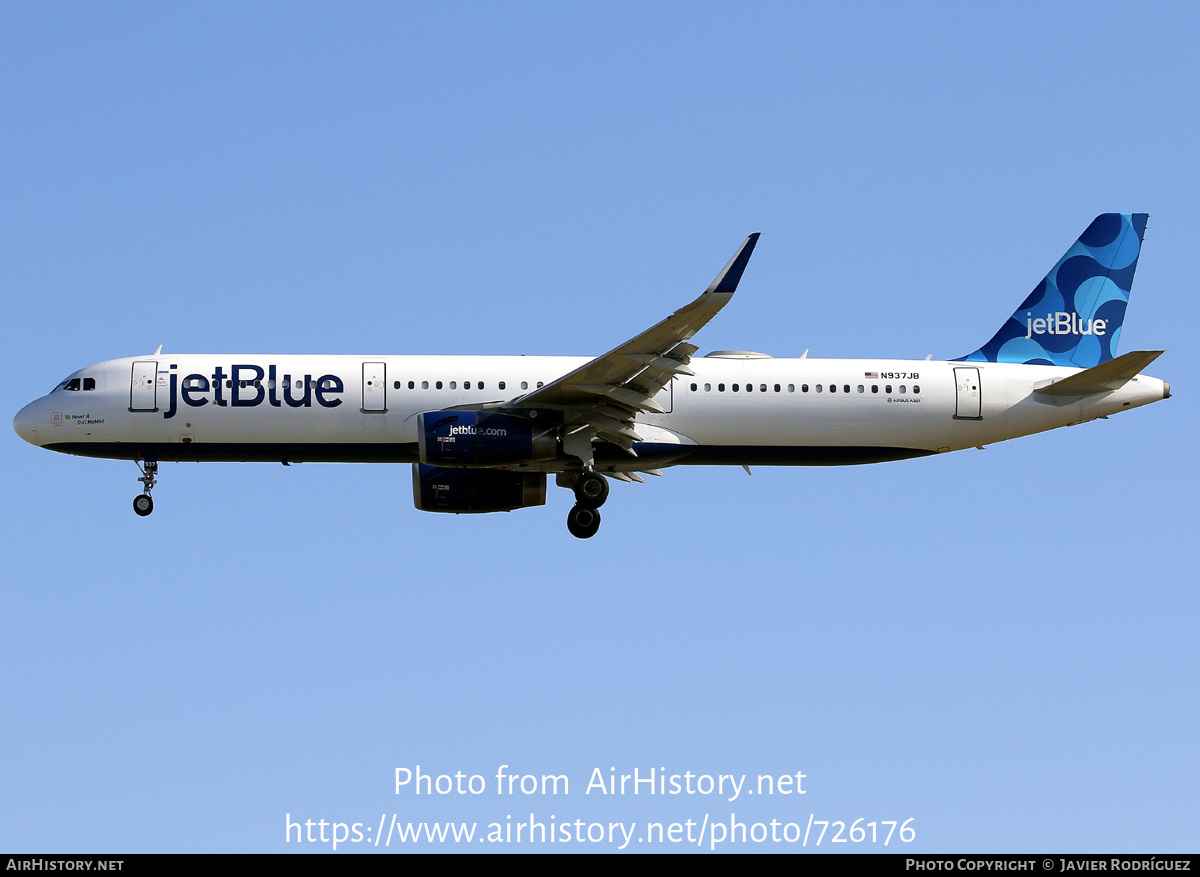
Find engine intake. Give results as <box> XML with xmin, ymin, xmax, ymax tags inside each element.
<box><xmin>418</xmin><ymin>410</ymin><xmax>556</xmax><ymax>466</ymax></box>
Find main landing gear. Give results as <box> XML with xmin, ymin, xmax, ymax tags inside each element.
<box><xmin>132</xmin><ymin>458</ymin><xmax>157</xmax><ymax>517</ymax></box>
<box><xmin>566</xmin><ymin>472</ymin><xmax>609</xmax><ymax>539</ymax></box>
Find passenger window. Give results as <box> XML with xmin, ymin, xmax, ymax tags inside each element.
<box><xmin>787</xmin><ymin>384</ymin><xmax>795</xmax><ymax>393</ymax></box>
<box><xmin>913</xmin><ymin>385</ymin><xmax>920</xmax><ymax>394</ymax></box>
<box><xmin>521</xmin><ymin>381</ymin><xmax>528</xmax><ymax>390</ymax></box>
<box><xmin>857</xmin><ymin>385</ymin><xmax>864</xmax><ymax>393</ymax></box>
<box><xmin>816</xmin><ymin>384</ymin><xmax>823</xmax><ymax>393</ymax></box>
<box><xmin>899</xmin><ymin>385</ymin><xmax>906</xmax><ymax>394</ymax></box>
<box><xmin>436</xmin><ymin>381</ymin><xmax>443</xmax><ymax>390</ymax></box>
<box><xmin>732</xmin><ymin>383</ymin><xmax>740</xmax><ymax>392</ymax></box>
<box><xmin>774</xmin><ymin>384</ymin><xmax>781</xmax><ymax>393</ymax></box>
<box><xmin>393</xmin><ymin>381</ymin><xmax>400</xmax><ymax>389</ymax></box>
<box><xmin>422</xmin><ymin>381</ymin><xmax>429</xmax><ymax>389</ymax></box>
<box><xmin>537</xmin><ymin>381</ymin><xmax>544</xmax><ymax>388</ymax></box>
<box><xmin>885</xmin><ymin>385</ymin><xmax>892</xmax><ymax>394</ymax></box>
<box><xmin>829</xmin><ymin>384</ymin><xmax>836</xmax><ymax>393</ymax></box>
<box><xmin>479</xmin><ymin>382</ymin><xmax>485</xmax><ymax>390</ymax></box>
<box><xmin>499</xmin><ymin>381</ymin><xmax>506</xmax><ymax>390</ymax></box>
<box><xmin>801</xmin><ymin>384</ymin><xmax>808</xmax><ymax>393</ymax></box>
<box><xmin>718</xmin><ymin>383</ymin><xmax>725</xmax><ymax>392</ymax></box>
<box><xmin>690</xmin><ymin>383</ymin><xmax>697</xmax><ymax>392</ymax></box>
<box><xmin>872</xmin><ymin>385</ymin><xmax>878</xmax><ymax>393</ymax></box>
<box><xmin>843</xmin><ymin>385</ymin><xmax>850</xmax><ymax>393</ymax></box>
<box><xmin>705</xmin><ymin>383</ymin><xmax>711</xmax><ymax>392</ymax></box>
<box><xmin>760</xmin><ymin>384</ymin><xmax>767</xmax><ymax>392</ymax></box>
<box><xmin>449</xmin><ymin>381</ymin><xmax>457</xmax><ymax>389</ymax></box>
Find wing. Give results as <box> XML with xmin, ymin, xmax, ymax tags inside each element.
<box><xmin>503</xmin><ymin>233</ymin><xmax>760</xmax><ymax>466</ymax></box>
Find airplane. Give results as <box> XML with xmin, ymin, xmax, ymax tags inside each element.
<box><xmin>13</xmin><ymin>213</ymin><xmax>1170</xmax><ymax>538</ymax></box>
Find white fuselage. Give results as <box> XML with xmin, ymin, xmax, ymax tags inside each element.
<box><xmin>13</xmin><ymin>353</ymin><xmax>1169</xmax><ymax>468</ymax></box>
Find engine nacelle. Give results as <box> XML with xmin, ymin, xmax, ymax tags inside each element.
<box><xmin>417</xmin><ymin>410</ymin><xmax>557</xmax><ymax>466</ymax></box>
<box><xmin>412</xmin><ymin>464</ymin><xmax>546</xmax><ymax>514</ymax></box>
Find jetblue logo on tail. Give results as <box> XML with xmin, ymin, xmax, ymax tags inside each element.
<box><xmin>957</xmin><ymin>213</ymin><xmax>1147</xmax><ymax>368</ymax></box>
<box><xmin>1024</xmin><ymin>312</ymin><xmax>1108</xmax><ymax>339</ymax></box>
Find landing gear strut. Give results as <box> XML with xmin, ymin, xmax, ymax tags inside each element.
<box><xmin>133</xmin><ymin>458</ymin><xmax>157</xmax><ymax>517</ymax></box>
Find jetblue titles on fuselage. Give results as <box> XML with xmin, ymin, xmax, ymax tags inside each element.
<box><xmin>162</xmin><ymin>364</ymin><xmax>344</xmax><ymax>419</ymax></box>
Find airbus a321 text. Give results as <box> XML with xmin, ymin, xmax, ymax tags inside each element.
<box><xmin>14</xmin><ymin>214</ymin><xmax>1170</xmax><ymax>538</ymax></box>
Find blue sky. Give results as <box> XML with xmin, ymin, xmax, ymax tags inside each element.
<box><xmin>2</xmin><ymin>2</ymin><xmax>1197</xmax><ymax>853</ymax></box>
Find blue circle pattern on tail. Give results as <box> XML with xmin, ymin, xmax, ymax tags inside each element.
<box><xmin>957</xmin><ymin>213</ymin><xmax>1148</xmax><ymax>368</ymax></box>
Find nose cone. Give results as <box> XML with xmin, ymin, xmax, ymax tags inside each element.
<box><xmin>13</xmin><ymin>400</ymin><xmax>43</xmax><ymax>446</ymax></box>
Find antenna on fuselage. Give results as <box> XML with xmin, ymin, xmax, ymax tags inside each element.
<box><xmin>153</xmin><ymin>344</ymin><xmax>163</xmax><ymax>355</ymax></box>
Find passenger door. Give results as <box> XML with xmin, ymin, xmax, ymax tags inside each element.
<box><xmin>130</xmin><ymin>361</ymin><xmax>158</xmax><ymax>412</ymax></box>
<box><xmin>953</xmin><ymin>367</ymin><xmax>981</xmax><ymax>420</ymax></box>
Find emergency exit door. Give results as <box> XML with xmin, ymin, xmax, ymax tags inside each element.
<box><xmin>362</xmin><ymin>362</ymin><xmax>387</xmax><ymax>412</ymax></box>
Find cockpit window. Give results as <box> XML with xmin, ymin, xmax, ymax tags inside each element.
<box><xmin>53</xmin><ymin>376</ymin><xmax>97</xmax><ymax>392</ymax></box>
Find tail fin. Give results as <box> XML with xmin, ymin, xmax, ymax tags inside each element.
<box><xmin>957</xmin><ymin>213</ymin><xmax>1148</xmax><ymax>367</ymax></box>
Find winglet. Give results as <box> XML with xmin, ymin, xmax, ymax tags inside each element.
<box><xmin>704</xmin><ymin>233</ymin><xmax>761</xmax><ymax>295</ymax></box>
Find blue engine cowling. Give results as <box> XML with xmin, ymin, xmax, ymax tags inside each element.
<box><xmin>412</xmin><ymin>464</ymin><xmax>546</xmax><ymax>513</ymax></box>
<box><xmin>417</xmin><ymin>410</ymin><xmax>557</xmax><ymax>466</ymax></box>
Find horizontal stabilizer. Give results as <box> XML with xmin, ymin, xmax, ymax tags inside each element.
<box><xmin>1034</xmin><ymin>350</ymin><xmax>1163</xmax><ymax>397</ymax></box>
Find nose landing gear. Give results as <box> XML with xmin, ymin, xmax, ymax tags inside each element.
<box><xmin>133</xmin><ymin>458</ymin><xmax>158</xmax><ymax>517</ymax></box>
